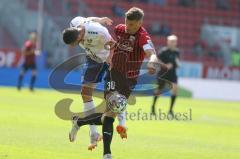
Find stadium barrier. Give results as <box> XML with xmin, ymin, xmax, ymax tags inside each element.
<box><xmin>1</xmin><ymin>49</ymin><xmax>240</xmax><ymax>101</ymax></box>
<box><xmin>203</xmin><ymin>64</ymin><xmax>240</xmax><ymax>80</ymax></box>
<box><xmin>179</xmin><ymin>77</ymin><xmax>240</xmax><ymax>101</ymax></box>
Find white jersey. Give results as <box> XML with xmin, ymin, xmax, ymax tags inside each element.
<box><xmin>70</xmin><ymin>16</ymin><xmax>89</xmax><ymax>27</ymax></box>
<box><xmin>70</xmin><ymin>16</ymin><xmax>112</xmax><ymax>63</ymax></box>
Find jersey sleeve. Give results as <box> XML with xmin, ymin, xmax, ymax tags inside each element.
<box><xmin>90</xmin><ymin>22</ymin><xmax>112</xmax><ymax>42</ymax></box>
<box><xmin>70</xmin><ymin>16</ymin><xmax>88</xmax><ymax>27</ymax></box>
<box><xmin>98</xmin><ymin>27</ymin><xmax>112</xmax><ymax>51</ymax></box>
<box><xmin>139</xmin><ymin>33</ymin><xmax>155</xmax><ymax>52</ymax></box>
<box><xmin>99</xmin><ymin>27</ymin><xmax>112</xmax><ymax>42</ymax></box>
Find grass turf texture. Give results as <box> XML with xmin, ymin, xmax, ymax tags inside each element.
<box><xmin>0</xmin><ymin>87</ymin><xmax>239</xmax><ymax>159</ymax></box>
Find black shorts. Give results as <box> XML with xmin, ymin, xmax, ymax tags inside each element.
<box><xmin>158</xmin><ymin>69</ymin><xmax>178</xmax><ymax>84</ymax></box>
<box><xmin>160</xmin><ymin>75</ymin><xmax>178</xmax><ymax>84</ymax></box>
<box><xmin>157</xmin><ymin>74</ymin><xmax>177</xmax><ymax>91</ymax></box>
<box><xmin>104</xmin><ymin>69</ymin><xmax>137</xmax><ymax>99</ymax></box>
<box><xmin>22</xmin><ymin>63</ymin><xmax>36</xmax><ymax>71</ymax></box>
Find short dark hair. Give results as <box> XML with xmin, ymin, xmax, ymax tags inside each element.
<box><xmin>62</xmin><ymin>28</ymin><xmax>79</xmax><ymax>44</ymax></box>
<box><xmin>125</xmin><ymin>7</ymin><xmax>144</xmax><ymax>21</ymax></box>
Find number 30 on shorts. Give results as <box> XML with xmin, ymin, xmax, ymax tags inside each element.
<box><xmin>106</xmin><ymin>81</ymin><xmax>115</xmax><ymax>90</ymax></box>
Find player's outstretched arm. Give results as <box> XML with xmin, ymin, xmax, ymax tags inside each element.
<box><xmin>104</xmin><ymin>40</ymin><xmax>116</xmax><ymax>50</ymax></box>
<box><xmin>104</xmin><ymin>39</ymin><xmax>116</xmax><ymax>67</ymax></box>
<box><xmin>146</xmin><ymin>49</ymin><xmax>169</xmax><ymax>75</ymax></box>
<box><xmin>145</xmin><ymin>49</ymin><xmax>158</xmax><ymax>75</ymax></box>
<box><xmin>87</xmin><ymin>17</ymin><xmax>113</xmax><ymax>26</ymax></box>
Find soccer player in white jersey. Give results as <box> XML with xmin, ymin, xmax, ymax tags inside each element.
<box><xmin>62</xmin><ymin>16</ymin><xmax>127</xmax><ymax>150</ymax></box>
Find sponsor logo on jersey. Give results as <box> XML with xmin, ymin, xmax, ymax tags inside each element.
<box><xmin>88</xmin><ymin>31</ymin><xmax>98</xmax><ymax>34</ymax></box>
<box><xmin>87</xmin><ymin>39</ymin><xmax>93</xmax><ymax>43</ymax></box>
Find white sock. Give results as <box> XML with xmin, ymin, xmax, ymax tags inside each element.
<box><xmin>83</xmin><ymin>101</ymin><xmax>98</xmax><ymax>134</ymax></box>
<box><xmin>117</xmin><ymin>111</ymin><xmax>126</xmax><ymax>127</ymax></box>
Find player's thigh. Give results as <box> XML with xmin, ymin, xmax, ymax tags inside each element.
<box><xmin>21</xmin><ymin>64</ymin><xmax>29</xmax><ymax>74</ymax></box>
<box><xmin>27</xmin><ymin>64</ymin><xmax>37</xmax><ymax>75</ymax></box>
<box><xmin>104</xmin><ymin>69</ymin><xmax>134</xmax><ymax>99</ymax></box>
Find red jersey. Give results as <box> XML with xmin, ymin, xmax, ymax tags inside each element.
<box><xmin>23</xmin><ymin>40</ymin><xmax>36</xmax><ymax>65</ymax></box>
<box><xmin>112</xmin><ymin>24</ymin><xmax>155</xmax><ymax>81</ymax></box>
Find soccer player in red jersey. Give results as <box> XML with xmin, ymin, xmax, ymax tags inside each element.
<box><xmin>17</xmin><ymin>32</ymin><xmax>38</xmax><ymax>91</ymax></box>
<box><xmin>69</xmin><ymin>7</ymin><xmax>166</xmax><ymax>159</ymax></box>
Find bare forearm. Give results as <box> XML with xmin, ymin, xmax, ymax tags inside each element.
<box><xmin>145</xmin><ymin>49</ymin><xmax>158</xmax><ymax>63</ymax></box>
<box><xmin>87</xmin><ymin>17</ymin><xmax>113</xmax><ymax>26</ymax></box>
<box><xmin>87</xmin><ymin>17</ymin><xmax>101</xmax><ymax>21</ymax></box>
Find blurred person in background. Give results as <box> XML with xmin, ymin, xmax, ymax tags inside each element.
<box><xmin>17</xmin><ymin>32</ymin><xmax>38</xmax><ymax>91</ymax></box>
<box><xmin>151</xmin><ymin>35</ymin><xmax>180</xmax><ymax>118</ymax></box>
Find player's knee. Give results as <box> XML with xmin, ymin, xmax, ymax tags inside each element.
<box><xmin>81</xmin><ymin>93</ymin><xmax>92</xmax><ymax>102</ymax></box>
<box><xmin>172</xmin><ymin>84</ymin><xmax>178</xmax><ymax>95</ymax></box>
<box><xmin>154</xmin><ymin>89</ymin><xmax>160</xmax><ymax>96</ymax></box>
<box><xmin>103</xmin><ymin>110</ymin><xmax>117</xmax><ymax>119</ymax></box>
<box><xmin>81</xmin><ymin>85</ymin><xmax>93</xmax><ymax>102</ymax></box>
<box><xmin>103</xmin><ymin>116</ymin><xmax>115</xmax><ymax>124</ymax></box>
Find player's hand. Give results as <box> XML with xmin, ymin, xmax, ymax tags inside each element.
<box><xmin>147</xmin><ymin>62</ymin><xmax>156</xmax><ymax>75</ymax></box>
<box><xmin>166</xmin><ymin>63</ymin><xmax>173</xmax><ymax>70</ymax></box>
<box><xmin>175</xmin><ymin>58</ymin><xmax>180</xmax><ymax>67</ymax></box>
<box><xmin>100</xmin><ymin>17</ymin><xmax>113</xmax><ymax>26</ymax></box>
<box><xmin>104</xmin><ymin>40</ymin><xmax>116</xmax><ymax>50</ymax></box>
<box><xmin>35</xmin><ymin>50</ymin><xmax>41</xmax><ymax>56</ymax></box>
<box><xmin>148</xmin><ymin>67</ymin><xmax>156</xmax><ymax>75</ymax></box>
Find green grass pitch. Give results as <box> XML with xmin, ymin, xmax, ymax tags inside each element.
<box><xmin>0</xmin><ymin>87</ymin><xmax>240</xmax><ymax>159</ymax></box>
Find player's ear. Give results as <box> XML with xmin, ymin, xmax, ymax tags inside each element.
<box><xmin>77</xmin><ymin>27</ymin><xmax>83</xmax><ymax>33</ymax></box>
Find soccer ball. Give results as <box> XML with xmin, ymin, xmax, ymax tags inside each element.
<box><xmin>107</xmin><ymin>91</ymin><xmax>127</xmax><ymax>113</ymax></box>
